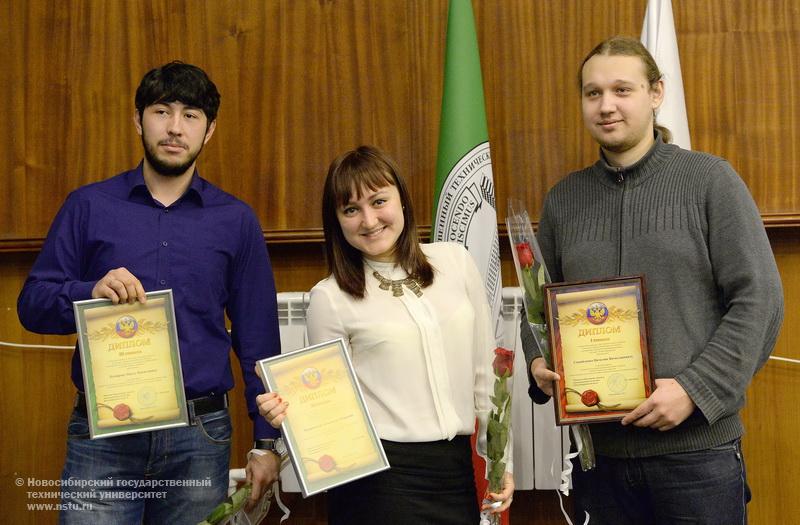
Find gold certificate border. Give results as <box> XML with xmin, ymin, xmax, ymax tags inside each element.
<box><xmin>73</xmin><ymin>289</ymin><xmax>189</xmax><ymax>438</ymax></box>
<box><xmin>544</xmin><ymin>276</ymin><xmax>655</xmax><ymax>425</ymax></box>
<box><xmin>257</xmin><ymin>338</ymin><xmax>390</xmax><ymax>498</ymax></box>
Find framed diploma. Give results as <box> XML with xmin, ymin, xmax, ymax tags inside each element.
<box><xmin>544</xmin><ymin>276</ymin><xmax>655</xmax><ymax>425</ymax></box>
<box><xmin>257</xmin><ymin>338</ymin><xmax>389</xmax><ymax>497</ymax></box>
<box><xmin>73</xmin><ymin>290</ymin><xmax>188</xmax><ymax>438</ymax></box>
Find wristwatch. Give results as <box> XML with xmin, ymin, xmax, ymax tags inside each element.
<box><xmin>253</xmin><ymin>438</ymin><xmax>288</xmax><ymax>461</ymax></box>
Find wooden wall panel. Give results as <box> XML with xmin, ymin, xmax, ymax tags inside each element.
<box><xmin>673</xmin><ymin>1</ymin><xmax>800</xmax><ymax>214</ymax></box>
<box><xmin>0</xmin><ymin>254</ymin><xmax>75</xmax><ymax>524</ymax></box>
<box><xmin>2</xmin><ymin>0</ymin><xmax>800</xmax><ymax>248</ymax></box>
<box><xmin>741</xmin><ymin>229</ymin><xmax>800</xmax><ymax>525</ymax></box>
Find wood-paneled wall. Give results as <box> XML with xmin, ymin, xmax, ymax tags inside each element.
<box><xmin>1</xmin><ymin>1</ymin><xmax>799</xmax><ymax>524</ymax></box>
<box><xmin>2</xmin><ymin>0</ymin><xmax>800</xmax><ymax>247</ymax></box>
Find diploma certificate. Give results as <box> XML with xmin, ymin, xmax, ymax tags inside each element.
<box><xmin>544</xmin><ymin>276</ymin><xmax>655</xmax><ymax>425</ymax></box>
<box><xmin>257</xmin><ymin>339</ymin><xmax>389</xmax><ymax>497</ymax></box>
<box><xmin>74</xmin><ymin>290</ymin><xmax>188</xmax><ymax>438</ymax></box>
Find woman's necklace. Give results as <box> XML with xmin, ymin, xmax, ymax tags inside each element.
<box><xmin>365</xmin><ymin>261</ymin><xmax>423</xmax><ymax>298</ymax></box>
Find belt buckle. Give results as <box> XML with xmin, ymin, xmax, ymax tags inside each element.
<box><xmin>187</xmin><ymin>393</ymin><xmax>228</xmax><ymax>423</ymax></box>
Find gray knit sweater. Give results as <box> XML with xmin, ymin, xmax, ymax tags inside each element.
<box><xmin>522</xmin><ymin>135</ymin><xmax>784</xmax><ymax>458</ymax></box>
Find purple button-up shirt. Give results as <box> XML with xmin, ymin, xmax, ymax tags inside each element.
<box><xmin>18</xmin><ymin>163</ymin><xmax>280</xmax><ymax>439</ymax></box>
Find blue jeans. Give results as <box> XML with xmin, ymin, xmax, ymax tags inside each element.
<box><xmin>572</xmin><ymin>440</ymin><xmax>750</xmax><ymax>525</ymax></box>
<box><xmin>59</xmin><ymin>407</ymin><xmax>231</xmax><ymax>525</ymax></box>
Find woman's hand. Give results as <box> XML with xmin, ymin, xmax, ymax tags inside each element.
<box><xmin>256</xmin><ymin>392</ymin><xmax>289</xmax><ymax>428</ymax></box>
<box><xmin>482</xmin><ymin>471</ymin><xmax>515</xmax><ymax>513</ymax></box>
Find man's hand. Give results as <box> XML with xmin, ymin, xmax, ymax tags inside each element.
<box><xmin>92</xmin><ymin>267</ymin><xmax>146</xmax><ymax>304</ymax></box>
<box><xmin>621</xmin><ymin>378</ymin><xmax>695</xmax><ymax>431</ymax></box>
<box><xmin>245</xmin><ymin>451</ymin><xmax>280</xmax><ymax>511</ymax></box>
<box><xmin>531</xmin><ymin>357</ymin><xmax>560</xmax><ymax>397</ymax></box>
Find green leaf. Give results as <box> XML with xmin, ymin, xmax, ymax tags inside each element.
<box><xmin>537</xmin><ymin>263</ymin><xmax>547</xmax><ymax>286</ymax></box>
<box><xmin>521</xmin><ymin>270</ymin><xmax>540</xmax><ymax>312</ymax></box>
<box><xmin>488</xmin><ymin>419</ymin><xmax>509</xmax><ymax>458</ymax></box>
<box><xmin>230</xmin><ymin>484</ymin><xmax>252</xmax><ymax>508</ymax></box>
<box><xmin>500</xmin><ymin>402</ymin><xmax>512</xmax><ymax>427</ymax></box>
<box><xmin>201</xmin><ymin>502</ymin><xmax>231</xmax><ymax>525</ymax></box>
<box><xmin>198</xmin><ymin>484</ymin><xmax>252</xmax><ymax>525</ymax></box>
<box><xmin>488</xmin><ymin>460</ymin><xmax>506</xmax><ymax>493</ymax></box>
<box><xmin>490</xmin><ymin>395</ymin><xmax>501</xmax><ymax>409</ymax></box>
<box><xmin>497</xmin><ymin>421</ymin><xmax>509</xmax><ymax>444</ymax></box>
<box><xmin>487</xmin><ymin>419</ymin><xmax>504</xmax><ymax>458</ymax></box>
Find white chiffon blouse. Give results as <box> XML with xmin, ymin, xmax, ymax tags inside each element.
<box><xmin>306</xmin><ymin>242</ymin><xmax>512</xmax><ymax>471</ymax></box>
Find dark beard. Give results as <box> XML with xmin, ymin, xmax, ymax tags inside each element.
<box><xmin>141</xmin><ymin>136</ymin><xmax>204</xmax><ymax>177</ymax></box>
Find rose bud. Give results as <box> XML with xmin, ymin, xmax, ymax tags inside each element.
<box><xmin>515</xmin><ymin>242</ymin><xmax>535</xmax><ymax>268</ymax></box>
<box><xmin>493</xmin><ymin>347</ymin><xmax>515</xmax><ymax>376</ymax></box>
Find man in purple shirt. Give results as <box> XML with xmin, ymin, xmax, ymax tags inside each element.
<box><xmin>17</xmin><ymin>62</ymin><xmax>282</xmax><ymax>524</ymax></box>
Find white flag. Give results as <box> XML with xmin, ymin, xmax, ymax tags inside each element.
<box><xmin>641</xmin><ymin>0</ymin><xmax>692</xmax><ymax>150</ymax></box>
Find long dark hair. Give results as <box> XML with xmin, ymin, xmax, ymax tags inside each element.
<box><xmin>579</xmin><ymin>36</ymin><xmax>672</xmax><ymax>143</ymax></box>
<box><xmin>321</xmin><ymin>145</ymin><xmax>434</xmax><ymax>299</ymax></box>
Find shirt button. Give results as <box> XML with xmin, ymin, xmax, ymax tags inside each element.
<box><xmin>164</xmin><ymin>209</ymin><xmax>169</xmax><ymax>213</ymax></box>
<box><xmin>160</xmin><ymin>280</ymin><xmax>166</xmax><ymax>285</ymax></box>
<box><xmin>162</xmin><ymin>241</ymin><xmax>168</xmax><ymax>247</ymax></box>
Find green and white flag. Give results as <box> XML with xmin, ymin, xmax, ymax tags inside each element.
<box><xmin>433</xmin><ymin>0</ymin><xmax>503</xmax><ymax>343</ymax></box>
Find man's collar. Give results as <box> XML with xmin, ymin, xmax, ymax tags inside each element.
<box><xmin>594</xmin><ymin>130</ymin><xmax>676</xmax><ymax>186</ymax></box>
<box><xmin>125</xmin><ymin>161</ymin><xmax>205</xmax><ymax>207</ymax></box>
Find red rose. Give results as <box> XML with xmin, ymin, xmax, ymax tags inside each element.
<box><xmin>580</xmin><ymin>390</ymin><xmax>599</xmax><ymax>407</ymax></box>
<box><xmin>515</xmin><ymin>242</ymin><xmax>535</xmax><ymax>268</ymax></box>
<box><xmin>112</xmin><ymin>403</ymin><xmax>132</xmax><ymax>421</ymax></box>
<box><xmin>318</xmin><ymin>454</ymin><xmax>336</xmax><ymax>472</ymax></box>
<box><xmin>493</xmin><ymin>347</ymin><xmax>514</xmax><ymax>376</ymax></box>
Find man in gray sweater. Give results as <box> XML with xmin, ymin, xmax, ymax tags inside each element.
<box><xmin>523</xmin><ymin>36</ymin><xmax>783</xmax><ymax>524</ymax></box>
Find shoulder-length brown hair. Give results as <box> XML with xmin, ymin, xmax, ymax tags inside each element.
<box><xmin>321</xmin><ymin>145</ymin><xmax>434</xmax><ymax>299</ymax></box>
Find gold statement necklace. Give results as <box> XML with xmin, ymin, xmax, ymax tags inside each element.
<box><xmin>365</xmin><ymin>261</ymin><xmax>423</xmax><ymax>298</ymax></box>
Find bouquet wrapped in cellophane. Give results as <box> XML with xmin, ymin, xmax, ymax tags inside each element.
<box><xmin>506</xmin><ymin>199</ymin><xmax>595</xmax><ymax>472</ymax></box>
<box><xmin>479</xmin><ymin>346</ymin><xmax>515</xmax><ymax>525</ymax></box>
<box><xmin>198</xmin><ymin>469</ymin><xmax>288</xmax><ymax>525</ymax></box>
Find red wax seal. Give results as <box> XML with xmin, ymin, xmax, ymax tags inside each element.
<box><xmin>112</xmin><ymin>403</ymin><xmax>132</xmax><ymax>421</ymax></box>
<box><xmin>580</xmin><ymin>390</ymin><xmax>599</xmax><ymax>407</ymax></box>
<box><xmin>318</xmin><ymin>455</ymin><xmax>336</xmax><ymax>472</ymax></box>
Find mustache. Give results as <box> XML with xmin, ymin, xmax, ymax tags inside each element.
<box><xmin>159</xmin><ymin>139</ymin><xmax>188</xmax><ymax>149</ymax></box>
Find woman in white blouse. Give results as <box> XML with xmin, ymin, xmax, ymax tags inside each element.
<box><xmin>258</xmin><ymin>145</ymin><xmax>513</xmax><ymax>524</ymax></box>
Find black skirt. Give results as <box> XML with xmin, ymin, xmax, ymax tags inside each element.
<box><xmin>327</xmin><ymin>435</ymin><xmax>479</xmax><ymax>525</ymax></box>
